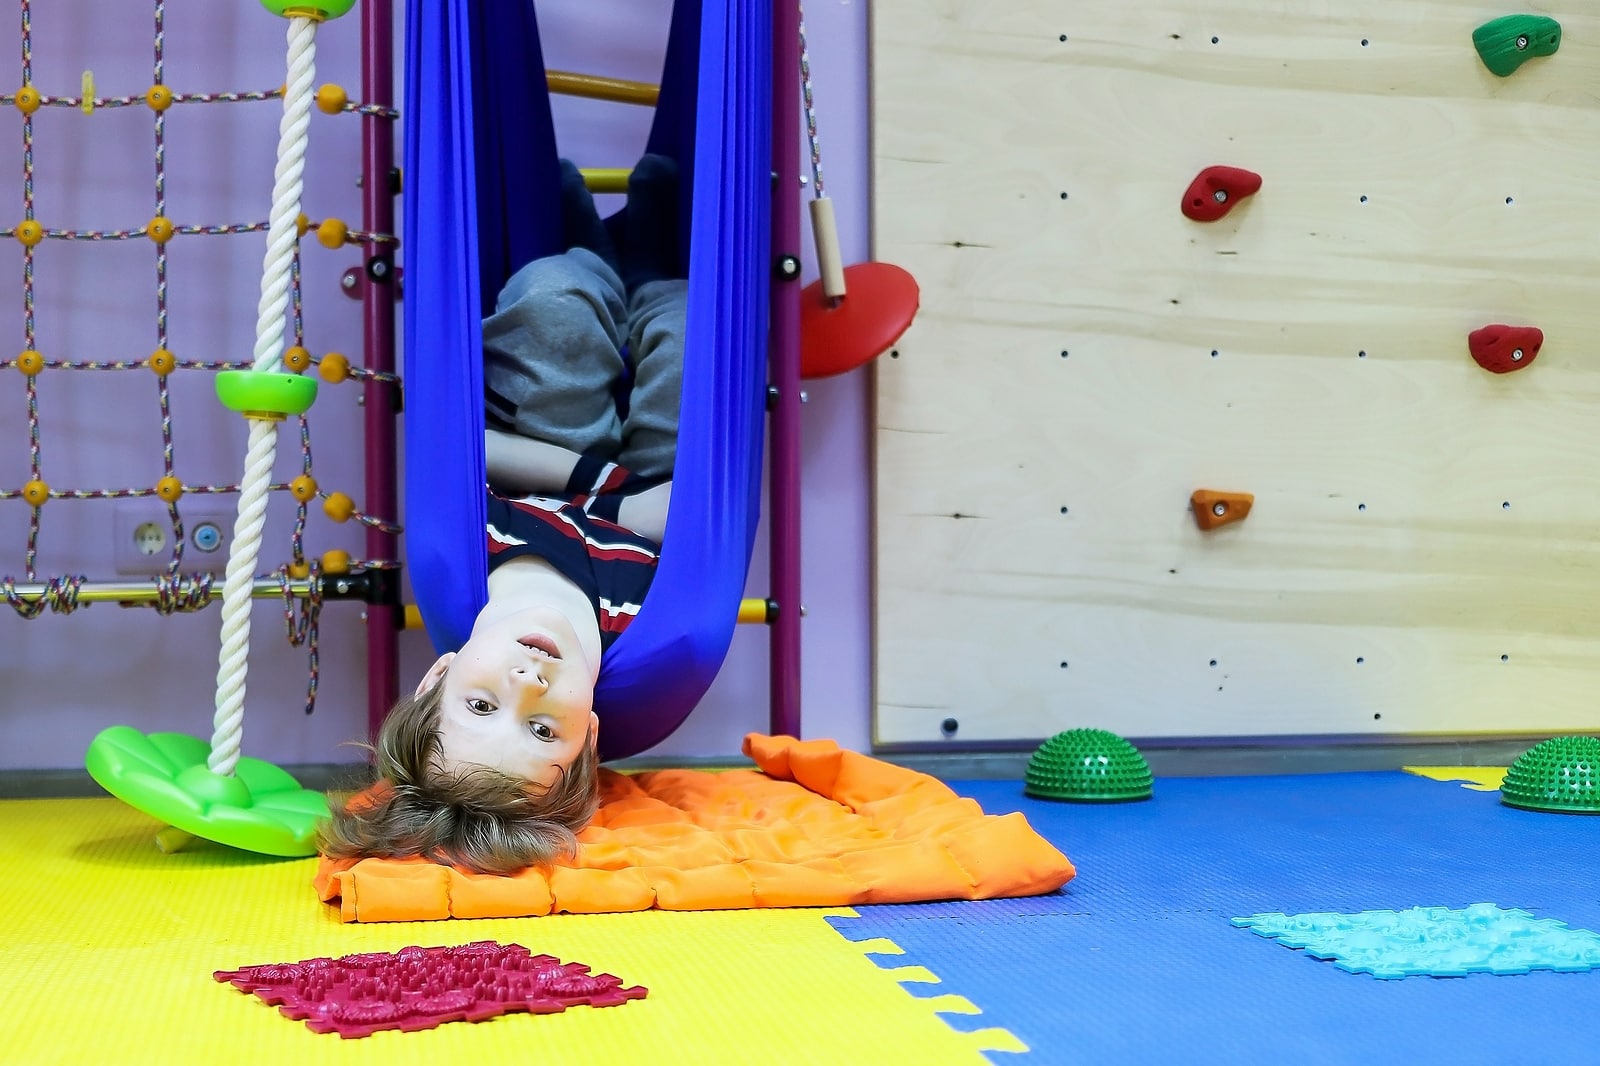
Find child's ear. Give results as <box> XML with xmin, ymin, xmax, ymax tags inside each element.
<box><xmin>588</xmin><ymin>711</ymin><xmax>600</xmax><ymax>754</ymax></box>
<box><xmin>416</xmin><ymin>653</ymin><xmax>456</xmax><ymax>696</ymax></box>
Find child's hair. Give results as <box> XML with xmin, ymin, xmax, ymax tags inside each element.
<box><xmin>317</xmin><ymin>681</ymin><xmax>602</xmax><ymax>875</ymax></box>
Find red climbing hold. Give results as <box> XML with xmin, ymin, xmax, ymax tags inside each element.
<box><xmin>1181</xmin><ymin>166</ymin><xmax>1262</xmax><ymax>222</ymax></box>
<box><xmin>1468</xmin><ymin>324</ymin><xmax>1543</xmax><ymax>374</ymax></box>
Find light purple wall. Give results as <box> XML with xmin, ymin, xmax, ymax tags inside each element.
<box><xmin>0</xmin><ymin>0</ymin><xmax>874</xmax><ymax>771</ymax></box>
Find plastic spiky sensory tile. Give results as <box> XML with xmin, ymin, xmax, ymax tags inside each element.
<box><xmin>214</xmin><ymin>940</ymin><xmax>647</xmax><ymax>1037</ymax></box>
<box><xmin>1233</xmin><ymin>903</ymin><xmax>1600</xmax><ymax>979</ymax></box>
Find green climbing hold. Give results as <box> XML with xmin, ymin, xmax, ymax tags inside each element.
<box><xmin>1024</xmin><ymin>728</ymin><xmax>1153</xmax><ymax>803</ymax></box>
<box><xmin>1472</xmin><ymin>15</ymin><xmax>1561</xmax><ymax>78</ymax></box>
<box><xmin>1501</xmin><ymin>736</ymin><xmax>1600</xmax><ymax>814</ymax></box>
<box><xmin>216</xmin><ymin>369</ymin><xmax>318</xmax><ymax>419</ymax></box>
<box><xmin>85</xmin><ymin>726</ymin><xmax>331</xmax><ymax>856</ymax></box>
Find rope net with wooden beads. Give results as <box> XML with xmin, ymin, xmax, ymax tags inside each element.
<box><xmin>0</xmin><ymin>0</ymin><xmax>400</xmax><ymax>724</ymax></box>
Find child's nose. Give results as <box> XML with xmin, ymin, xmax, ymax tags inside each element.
<box><xmin>510</xmin><ymin>664</ymin><xmax>550</xmax><ymax>693</ymax></box>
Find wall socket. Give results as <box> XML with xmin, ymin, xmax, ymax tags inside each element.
<box><xmin>113</xmin><ymin>498</ymin><xmax>238</xmax><ymax>576</ymax></box>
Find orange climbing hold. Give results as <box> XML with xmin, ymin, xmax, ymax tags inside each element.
<box><xmin>1191</xmin><ymin>489</ymin><xmax>1254</xmax><ymax>531</ymax></box>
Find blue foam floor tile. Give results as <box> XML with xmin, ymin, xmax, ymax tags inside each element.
<box><xmin>830</xmin><ymin>771</ymin><xmax>1600</xmax><ymax>1064</ymax></box>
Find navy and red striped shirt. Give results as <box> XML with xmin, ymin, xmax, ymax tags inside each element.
<box><xmin>485</xmin><ymin>456</ymin><xmax>665</xmax><ymax>651</ymax></box>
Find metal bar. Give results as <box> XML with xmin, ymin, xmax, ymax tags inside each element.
<box><xmin>546</xmin><ymin>69</ymin><xmax>659</xmax><ymax>106</ymax></box>
<box><xmin>398</xmin><ymin>597</ymin><xmax>774</xmax><ymax>627</ymax></box>
<box><xmin>360</xmin><ymin>0</ymin><xmax>400</xmax><ymax>740</ymax></box>
<box><xmin>5</xmin><ymin>576</ymin><xmax>338</xmax><ymax>605</ymax></box>
<box><xmin>769</xmin><ymin>0</ymin><xmax>803</xmax><ymax>738</ymax></box>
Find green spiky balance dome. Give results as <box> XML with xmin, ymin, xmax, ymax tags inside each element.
<box><xmin>1501</xmin><ymin>736</ymin><xmax>1600</xmax><ymax>814</ymax></box>
<box><xmin>1025</xmin><ymin>728</ymin><xmax>1153</xmax><ymax>802</ymax></box>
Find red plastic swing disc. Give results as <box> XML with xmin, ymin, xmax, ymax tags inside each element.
<box><xmin>799</xmin><ymin>261</ymin><xmax>920</xmax><ymax>379</ymax></box>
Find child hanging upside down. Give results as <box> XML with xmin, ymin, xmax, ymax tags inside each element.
<box><xmin>319</xmin><ymin>154</ymin><xmax>687</xmax><ymax>874</ymax></box>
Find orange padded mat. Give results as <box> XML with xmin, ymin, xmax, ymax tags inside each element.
<box><xmin>315</xmin><ymin>734</ymin><xmax>1075</xmax><ymax>922</ymax></box>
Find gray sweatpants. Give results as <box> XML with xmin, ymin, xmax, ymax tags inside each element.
<box><xmin>482</xmin><ymin>248</ymin><xmax>686</xmax><ymax>480</ymax></box>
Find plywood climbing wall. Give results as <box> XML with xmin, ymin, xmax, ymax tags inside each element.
<box><xmin>869</xmin><ymin>1</ymin><xmax>1600</xmax><ymax>749</ymax></box>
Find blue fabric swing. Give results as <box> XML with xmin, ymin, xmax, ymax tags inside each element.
<box><xmin>402</xmin><ymin>0</ymin><xmax>771</xmax><ymax>761</ymax></box>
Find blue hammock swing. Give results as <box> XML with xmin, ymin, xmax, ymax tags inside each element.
<box><xmin>402</xmin><ymin>0</ymin><xmax>771</xmax><ymax>761</ymax></box>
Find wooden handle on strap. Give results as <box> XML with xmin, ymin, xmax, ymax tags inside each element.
<box><xmin>809</xmin><ymin>197</ymin><xmax>847</xmax><ymax>299</ymax></box>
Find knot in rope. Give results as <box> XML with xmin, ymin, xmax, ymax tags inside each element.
<box><xmin>2</xmin><ymin>573</ymin><xmax>85</xmax><ymax>616</ymax></box>
<box><xmin>153</xmin><ymin>572</ymin><xmax>214</xmax><ymax>614</ymax></box>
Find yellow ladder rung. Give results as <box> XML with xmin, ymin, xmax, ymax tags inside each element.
<box><xmin>547</xmin><ymin>69</ymin><xmax>659</xmax><ymax>107</ymax></box>
<box><xmin>581</xmin><ymin>168</ymin><xmax>632</xmax><ymax>194</ymax></box>
<box><xmin>404</xmin><ymin>598</ymin><xmax>775</xmax><ymax>629</ymax></box>
<box><xmin>737</xmin><ymin>598</ymin><xmax>772</xmax><ymax>625</ymax></box>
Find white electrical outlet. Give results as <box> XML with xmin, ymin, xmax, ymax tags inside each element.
<box><xmin>113</xmin><ymin>499</ymin><xmax>237</xmax><ymax>576</ymax></box>
<box><xmin>132</xmin><ymin>521</ymin><xmax>167</xmax><ymax>557</ymax></box>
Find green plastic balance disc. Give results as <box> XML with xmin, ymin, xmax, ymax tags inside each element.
<box><xmin>1025</xmin><ymin>728</ymin><xmax>1153</xmax><ymax>802</ymax></box>
<box><xmin>1500</xmin><ymin>736</ymin><xmax>1600</xmax><ymax>814</ymax></box>
<box><xmin>85</xmin><ymin>725</ymin><xmax>331</xmax><ymax>856</ymax></box>
<box><xmin>259</xmin><ymin>0</ymin><xmax>359</xmax><ymax>20</ymax></box>
<box><xmin>215</xmin><ymin>369</ymin><xmax>318</xmax><ymax>419</ymax></box>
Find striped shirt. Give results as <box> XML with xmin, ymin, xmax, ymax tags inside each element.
<box><xmin>485</xmin><ymin>456</ymin><xmax>664</xmax><ymax>651</ymax></box>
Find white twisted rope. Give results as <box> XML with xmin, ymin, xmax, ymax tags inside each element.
<box><xmin>209</xmin><ymin>15</ymin><xmax>318</xmax><ymax>775</ymax></box>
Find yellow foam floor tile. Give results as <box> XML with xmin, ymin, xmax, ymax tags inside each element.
<box><xmin>1402</xmin><ymin>766</ymin><xmax>1507</xmax><ymax>792</ymax></box>
<box><xmin>2</xmin><ymin>797</ymin><xmax>1001</xmax><ymax>1066</ymax></box>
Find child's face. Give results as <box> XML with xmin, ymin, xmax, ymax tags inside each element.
<box><xmin>417</xmin><ymin>606</ymin><xmax>600</xmax><ymax>789</ymax></box>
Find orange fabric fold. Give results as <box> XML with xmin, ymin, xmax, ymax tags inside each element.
<box><xmin>314</xmin><ymin>733</ymin><xmax>1076</xmax><ymax>922</ymax></box>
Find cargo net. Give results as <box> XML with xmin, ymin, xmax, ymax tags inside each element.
<box><xmin>0</xmin><ymin>0</ymin><xmax>400</xmax><ymax>716</ymax></box>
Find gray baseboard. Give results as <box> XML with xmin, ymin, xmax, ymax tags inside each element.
<box><xmin>0</xmin><ymin>762</ymin><xmax>378</xmax><ymax>800</ymax></box>
<box><xmin>879</xmin><ymin>737</ymin><xmax>1545</xmax><ymax>781</ymax></box>
<box><xmin>0</xmin><ymin>736</ymin><xmax>1549</xmax><ymax>799</ymax></box>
